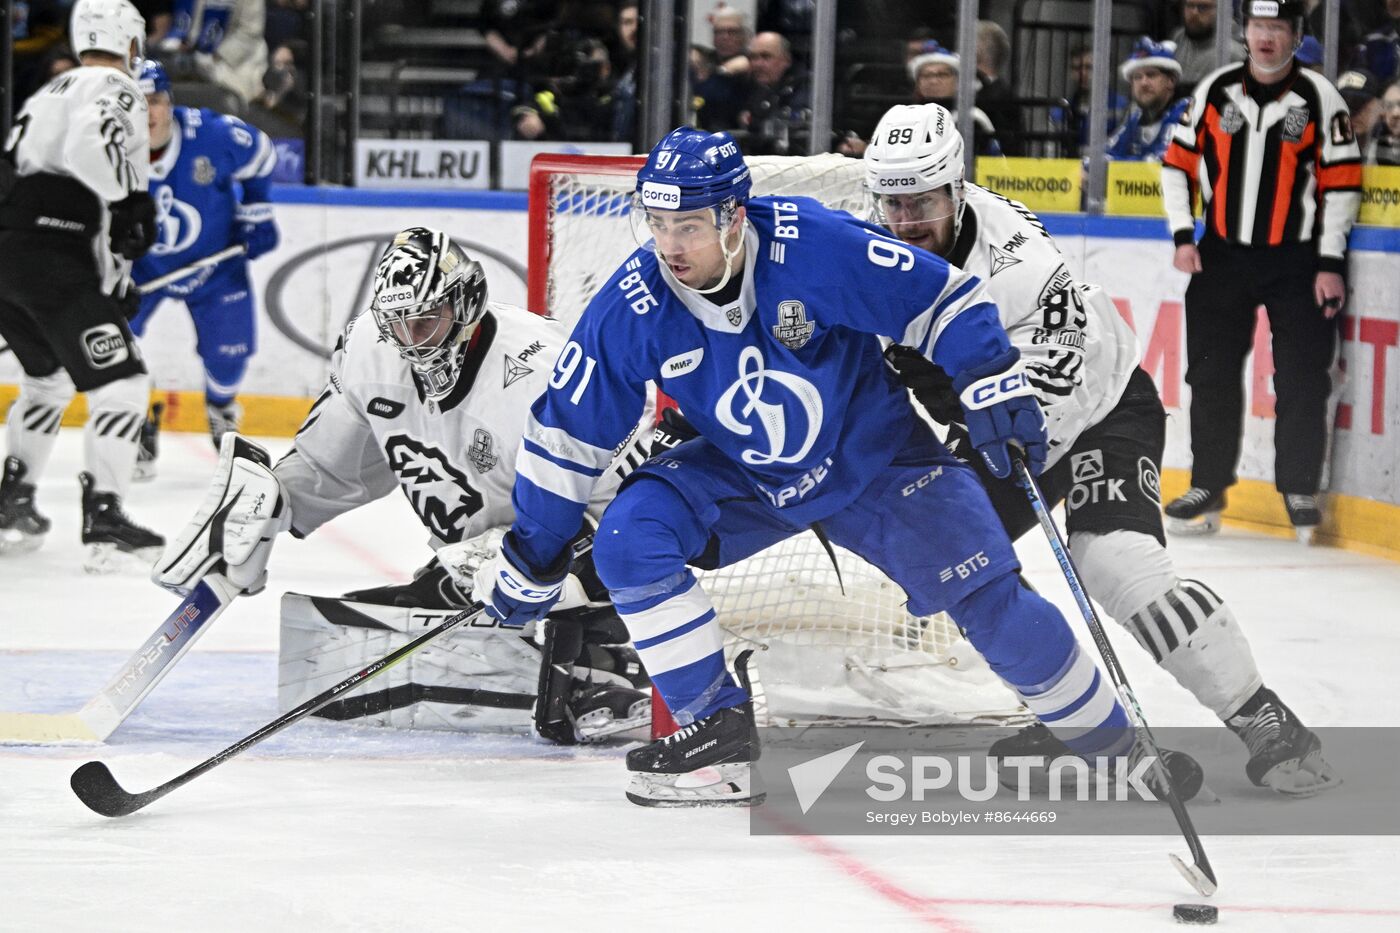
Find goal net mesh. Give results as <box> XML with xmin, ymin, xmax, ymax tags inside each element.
<box><xmin>530</xmin><ymin>154</ymin><xmax>1024</xmax><ymax>726</ymax></box>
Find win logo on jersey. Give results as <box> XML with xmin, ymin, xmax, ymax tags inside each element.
<box><xmin>384</xmin><ymin>434</ymin><xmax>483</xmax><ymax>543</ymax></box>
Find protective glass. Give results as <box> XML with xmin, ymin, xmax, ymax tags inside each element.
<box><xmin>629</xmin><ymin>196</ymin><xmax>731</xmax><ymax>264</ymax></box>
<box><xmin>372</xmin><ymin>279</ymin><xmax>467</xmax><ymax>367</ymax></box>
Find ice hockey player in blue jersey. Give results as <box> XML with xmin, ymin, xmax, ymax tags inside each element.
<box><xmin>129</xmin><ymin>59</ymin><xmax>278</xmax><ymax>461</ymax></box>
<box><xmin>475</xmin><ymin>126</ymin><xmax>1204</xmax><ymax>807</ymax></box>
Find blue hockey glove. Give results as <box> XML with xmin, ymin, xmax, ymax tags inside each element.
<box><xmin>472</xmin><ymin>531</ymin><xmax>571</xmax><ymax>628</ymax></box>
<box><xmin>235</xmin><ymin>202</ymin><xmax>279</xmax><ymax>260</ymax></box>
<box><xmin>953</xmin><ymin>348</ymin><xmax>1048</xmax><ymax>479</ymax></box>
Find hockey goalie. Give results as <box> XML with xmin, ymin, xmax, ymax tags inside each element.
<box><xmin>153</xmin><ymin>227</ymin><xmax>655</xmax><ymax>744</ymax></box>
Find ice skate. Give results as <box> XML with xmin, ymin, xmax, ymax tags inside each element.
<box><xmin>568</xmin><ymin>683</ymin><xmax>651</xmax><ymax>742</ymax></box>
<box><xmin>132</xmin><ymin>401</ymin><xmax>163</xmax><ymax>483</ymax></box>
<box><xmin>624</xmin><ymin>700</ymin><xmax>762</xmax><ymax>807</ymax></box>
<box><xmin>989</xmin><ymin>722</ymin><xmax>1204</xmax><ymax>801</ymax></box>
<box><xmin>1165</xmin><ymin>486</ymin><xmax>1225</xmax><ymax>536</ymax></box>
<box><xmin>1227</xmin><ymin>688</ymin><xmax>1339</xmax><ymax>797</ymax></box>
<box><xmin>80</xmin><ymin>472</ymin><xmax>165</xmax><ymax>573</ymax></box>
<box><xmin>1283</xmin><ymin>494</ymin><xmax>1322</xmax><ymax>545</ymax></box>
<box><xmin>207</xmin><ymin>401</ymin><xmax>242</xmax><ymax>450</ymax></box>
<box><xmin>0</xmin><ymin>456</ymin><xmax>50</xmax><ymax>553</ymax></box>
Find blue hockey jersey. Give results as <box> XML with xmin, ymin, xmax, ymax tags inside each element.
<box><xmin>1105</xmin><ymin>97</ymin><xmax>1192</xmax><ymax>162</ymax></box>
<box><xmin>133</xmin><ymin>106</ymin><xmax>275</xmax><ymax>296</ymax></box>
<box><xmin>510</xmin><ymin>195</ymin><xmax>1017</xmax><ymax>566</ymax></box>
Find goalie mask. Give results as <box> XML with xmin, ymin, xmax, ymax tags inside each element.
<box><xmin>863</xmin><ymin>104</ymin><xmax>965</xmax><ymax>258</ymax></box>
<box><xmin>370</xmin><ymin>227</ymin><xmax>488</xmax><ymax>400</ymax></box>
<box><xmin>631</xmin><ymin>126</ymin><xmax>752</xmax><ymax>294</ymax></box>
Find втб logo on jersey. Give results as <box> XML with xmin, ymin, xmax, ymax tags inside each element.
<box><xmin>384</xmin><ymin>435</ymin><xmax>483</xmax><ymax>543</ymax></box>
<box><xmin>715</xmin><ymin>346</ymin><xmax>823</xmax><ymax>465</ymax></box>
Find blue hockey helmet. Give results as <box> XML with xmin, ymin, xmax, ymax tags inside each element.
<box><xmin>137</xmin><ymin>59</ymin><xmax>172</xmax><ymax>99</ymax></box>
<box><xmin>635</xmin><ymin>126</ymin><xmax>752</xmax><ymax>215</ymax></box>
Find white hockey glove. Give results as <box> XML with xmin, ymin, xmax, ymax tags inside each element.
<box><xmin>154</xmin><ymin>434</ymin><xmax>293</xmax><ymax>597</ymax></box>
<box><xmin>470</xmin><ymin>532</ymin><xmax>572</xmax><ymax>628</ymax></box>
<box><xmin>441</xmin><ymin>526</ymin><xmax>594</xmax><ymax>615</ymax></box>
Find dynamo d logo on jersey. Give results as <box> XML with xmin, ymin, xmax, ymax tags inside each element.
<box><xmin>640</xmin><ymin>182</ymin><xmax>682</xmax><ymax>209</ymax></box>
<box><xmin>149</xmin><ymin>184</ymin><xmax>202</xmax><ymax>257</ymax></box>
<box><xmin>715</xmin><ymin>346</ymin><xmax>824</xmax><ymax>466</ymax></box>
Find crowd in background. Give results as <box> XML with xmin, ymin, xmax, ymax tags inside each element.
<box><xmin>9</xmin><ymin>0</ymin><xmax>1400</xmax><ymax>167</ymax></box>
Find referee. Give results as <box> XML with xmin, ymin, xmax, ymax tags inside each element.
<box><xmin>1160</xmin><ymin>0</ymin><xmax>1361</xmax><ymax>542</ymax></box>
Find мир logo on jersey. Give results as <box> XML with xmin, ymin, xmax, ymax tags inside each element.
<box><xmin>384</xmin><ymin>434</ymin><xmax>483</xmax><ymax>543</ymax></box>
<box><xmin>772</xmin><ymin>300</ymin><xmax>814</xmax><ymax>350</ymax></box>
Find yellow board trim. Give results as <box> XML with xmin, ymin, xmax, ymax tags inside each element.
<box><xmin>4</xmin><ymin>383</ymin><xmax>1396</xmax><ymax>564</ymax></box>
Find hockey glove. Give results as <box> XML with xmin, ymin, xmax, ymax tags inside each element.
<box><xmin>154</xmin><ymin>434</ymin><xmax>292</xmax><ymax>596</ymax></box>
<box><xmin>110</xmin><ymin>191</ymin><xmax>158</xmax><ymax>261</ymax></box>
<box><xmin>953</xmin><ymin>348</ymin><xmax>1048</xmax><ymax>479</ymax></box>
<box><xmin>883</xmin><ymin>344</ymin><xmax>962</xmax><ymax>424</ymax></box>
<box><xmin>473</xmin><ymin>531</ymin><xmax>572</xmax><ymax>628</ymax></box>
<box><xmin>648</xmin><ymin>406</ymin><xmax>701</xmax><ymax>455</ymax></box>
<box><xmin>235</xmin><ymin>202</ymin><xmax>279</xmax><ymax>260</ymax></box>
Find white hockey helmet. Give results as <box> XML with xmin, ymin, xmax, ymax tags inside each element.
<box><xmin>70</xmin><ymin>0</ymin><xmax>147</xmax><ymax>77</ymax></box>
<box><xmin>863</xmin><ymin>104</ymin><xmax>967</xmax><ymax>249</ymax></box>
<box><xmin>370</xmin><ymin>227</ymin><xmax>489</xmax><ymax>401</ymax></box>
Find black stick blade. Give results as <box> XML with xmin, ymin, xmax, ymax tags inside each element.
<box><xmin>71</xmin><ymin>761</ymin><xmax>149</xmax><ymax>818</ymax></box>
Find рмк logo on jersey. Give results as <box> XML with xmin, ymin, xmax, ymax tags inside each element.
<box><xmin>384</xmin><ymin>434</ymin><xmax>484</xmax><ymax>543</ymax></box>
<box><xmin>715</xmin><ymin>346</ymin><xmax>824</xmax><ymax>465</ymax></box>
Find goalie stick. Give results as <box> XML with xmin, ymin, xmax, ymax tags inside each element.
<box><xmin>0</xmin><ymin>575</ymin><xmax>240</xmax><ymax>743</ymax></box>
<box><xmin>71</xmin><ymin>602</ymin><xmax>490</xmax><ymax>817</ymax></box>
<box><xmin>1011</xmin><ymin>458</ymin><xmax>1218</xmax><ymax>898</ymax></box>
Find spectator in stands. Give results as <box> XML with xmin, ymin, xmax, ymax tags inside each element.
<box><xmin>266</xmin><ymin>0</ymin><xmax>310</xmax><ymax>53</ymax></box>
<box><xmin>738</xmin><ymin>31</ymin><xmax>811</xmax><ymax>155</ymax></box>
<box><xmin>1368</xmin><ymin>78</ymin><xmax>1400</xmax><ymax>164</ymax></box>
<box><xmin>482</xmin><ymin>0</ymin><xmax>556</xmax><ymax>77</ymax></box>
<box><xmin>908</xmin><ymin>43</ymin><xmax>1002</xmax><ymax>155</ymax></box>
<box><xmin>250</xmin><ymin>40</ymin><xmax>308</xmax><ymax>137</ymax></box>
<box><xmin>135</xmin><ymin>1</ymin><xmax>173</xmax><ymax>44</ymax></box>
<box><xmin>512</xmin><ymin>37</ymin><xmax>621</xmax><ymax>143</ymax></box>
<box><xmin>1170</xmin><ymin>0</ymin><xmax>1246</xmax><ymax>87</ymax></box>
<box><xmin>756</xmin><ymin>0</ymin><xmax>813</xmax><ymax>36</ymax></box>
<box><xmin>1054</xmin><ymin>43</ymin><xmax>1126</xmax><ymax>156</ymax></box>
<box><xmin>976</xmin><ymin>20</ymin><xmax>1022</xmax><ymax>156</ymax></box>
<box><xmin>1354</xmin><ymin>0</ymin><xmax>1400</xmax><ymax>82</ymax></box>
<box><xmin>694</xmin><ymin>8</ymin><xmax>752</xmax><ymax>131</ymax></box>
<box><xmin>1107</xmin><ymin>38</ymin><xmax>1192</xmax><ymax>161</ymax></box>
<box><xmin>202</xmin><ymin>0</ymin><xmax>268</xmax><ymax>106</ymax></box>
<box><xmin>1339</xmin><ymin>69</ymin><xmax>1384</xmax><ymax>143</ymax></box>
<box><xmin>905</xmin><ymin>28</ymin><xmax>938</xmax><ymax>65</ymax></box>
<box><xmin>1297</xmin><ymin>35</ymin><xmax>1325</xmax><ymax>70</ymax></box>
<box><xmin>611</xmin><ymin>0</ymin><xmax>640</xmax><ymax>144</ymax></box>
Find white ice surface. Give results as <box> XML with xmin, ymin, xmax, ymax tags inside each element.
<box><xmin>3</xmin><ymin>429</ymin><xmax>1399</xmax><ymax>932</ymax></box>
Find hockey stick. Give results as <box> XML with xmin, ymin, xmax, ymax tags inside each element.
<box><xmin>136</xmin><ymin>244</ymin><xmax>247</xmax><ymax>295</ymax></box>
<box><xmin>0</xmin><ymin>246</ymin><xmax>249</xmax><ymax>358</ymax></box>
<box><xmin>1011</xmin><ymin>458</ymin><xmax>1218</xmax><ymax>897</ymax></box>
<box><xmin>0</xmin><ymin>575</ymin><xmax>240</xmax><ymax>743</ymax></box>
<box><xmin>71</xmin><ymin>601</ymin><xmax>489</xmax><ymax>817</ymax></box>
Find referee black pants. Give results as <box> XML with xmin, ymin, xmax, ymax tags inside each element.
<box><xmin>1183</xmin><ymin>237</ymin><xmax>1339</xmax><ymax>496</ymax></box>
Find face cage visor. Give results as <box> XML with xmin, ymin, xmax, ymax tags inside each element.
<box><xmin>371</xmin><ymin>278</ymin><xmax>476</xmax><ymax>395</ymax></box>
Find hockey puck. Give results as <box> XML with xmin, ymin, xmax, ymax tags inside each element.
<box><xmin>1173</xmin><ymin>903</ymin><xmax>1217</xmax><ymax>924</ymax></box>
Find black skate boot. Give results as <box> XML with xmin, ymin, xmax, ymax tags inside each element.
<box><xmin>569</xmin><ymin>683</ymin><xmax>651</xmax><ymax>742</ymax></box>
<box><xmin>207</xmin><ymin>401</ymin><xmax>241</xmax><ymax>450</ymax></box>
<box><xmin>1226</xmin><ymin>687</ymin><xmax>1339</xmax><ymax>797</ymax></box>
<box><xmin>0</xmin><ymin>456</ymin><xmax>50</xmax><ymax>553</ymax></box>
<box><xmin>989</xmin><ymin>722</ymin><xmax>1204</xmax><ymax>801</ymax></box>
<box><xmin>1165</xmin><ymin>486</ymin><xmax>1225</xmax><ymax>536</ymax></box>
<box><xmin>625</xmin><ymin>651</ymin><xmax>762</xmax><ymax>807</ymax></box>
<box><xmin>80</xmin><ymin>472</ymin><xmax>165</xmax><ymax>573</ymax></box>
<box><xmin>133</xmin><ymin>401</ymin><xmax>163</xmax><ymax>483</ymax></box>
<box><xmin>1283</xmin><ymin>494</ymin><xmax>1322</xmax><ymax>545</ymax></box>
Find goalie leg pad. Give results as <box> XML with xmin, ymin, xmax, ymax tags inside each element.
<box><xmin>154</xmin><ymin>434</ymin><xmax>291</xmax><ymax>595</ymax></box>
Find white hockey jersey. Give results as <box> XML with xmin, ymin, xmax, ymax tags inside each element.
<box><xmin>946</xmin><ymin>183</ymin><xmax>1140</xmax><ymax>466</ymax></box>
<box><xmin>276</xmin><ymin>302</ymin><xmax>652</xmax><ymax>550</ymax></box>
<box><xmin>8</xmin><ymin>65</ymin><xmax>150</xmax><ymax>292</ymax></box>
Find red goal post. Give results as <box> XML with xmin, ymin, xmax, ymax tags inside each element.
<box><xmin>525</xmin><ymin>152</ymin><xmax>1027</xmax><ymax>733</ymax></box>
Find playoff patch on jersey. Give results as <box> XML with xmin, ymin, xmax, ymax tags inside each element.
<box><xmin>468</xmin><ymin>428</ymin><xmax>498</xmax><ymax>473</ymax></box>
<box><xmin>384</xmin><ymin>434</ymin><xmax>483</xmax><ymax>544</ymax></box>
<box><xmin>81</xmin><ymin>324</ymin><xmax>130</xmax><ymax>369</ymax></box>
<box><xmin>772</xmin><ymin>301</ymin><xmax>814</xmax><ymax>349</ymax></box>
<box><xmin>193</xmin><ymin>156</ymin><xmax>216</xmax><ymax>185</ymax></box>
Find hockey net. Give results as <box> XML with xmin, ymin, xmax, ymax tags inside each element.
<box><xmin>527</xmin><ymin>153</ymin><xmax>1025</xmax><ymax>729</ymax></box>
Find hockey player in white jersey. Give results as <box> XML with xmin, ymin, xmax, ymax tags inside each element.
<box><xmin>151</xmin><ymin>228</ymin><xmax>653</xmax><ymax>744</ymax></box>
<box><xmin>866</xmin><ymin>103</ymin><xmax>1337</xmax><ymax>796</ymax></box>
<box><xmin>475</xmin><ymin>126</ymin><xmax>1207</xmax><ymax>807</ymax></box>
<box><xmin>0</xmin><ymin>0</ymin><xmax>164</xmax><ymax>570</ymax></box>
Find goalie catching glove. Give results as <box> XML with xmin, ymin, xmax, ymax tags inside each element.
<box><xmin>154</xmin><ymin>434</ymin><xmax>292</xmax><ymax>596</ymax></box>
<box><xmin>953</xmin><ymin>348</ymin><xmax>1048</xmax><ymax>478</ymax></box>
